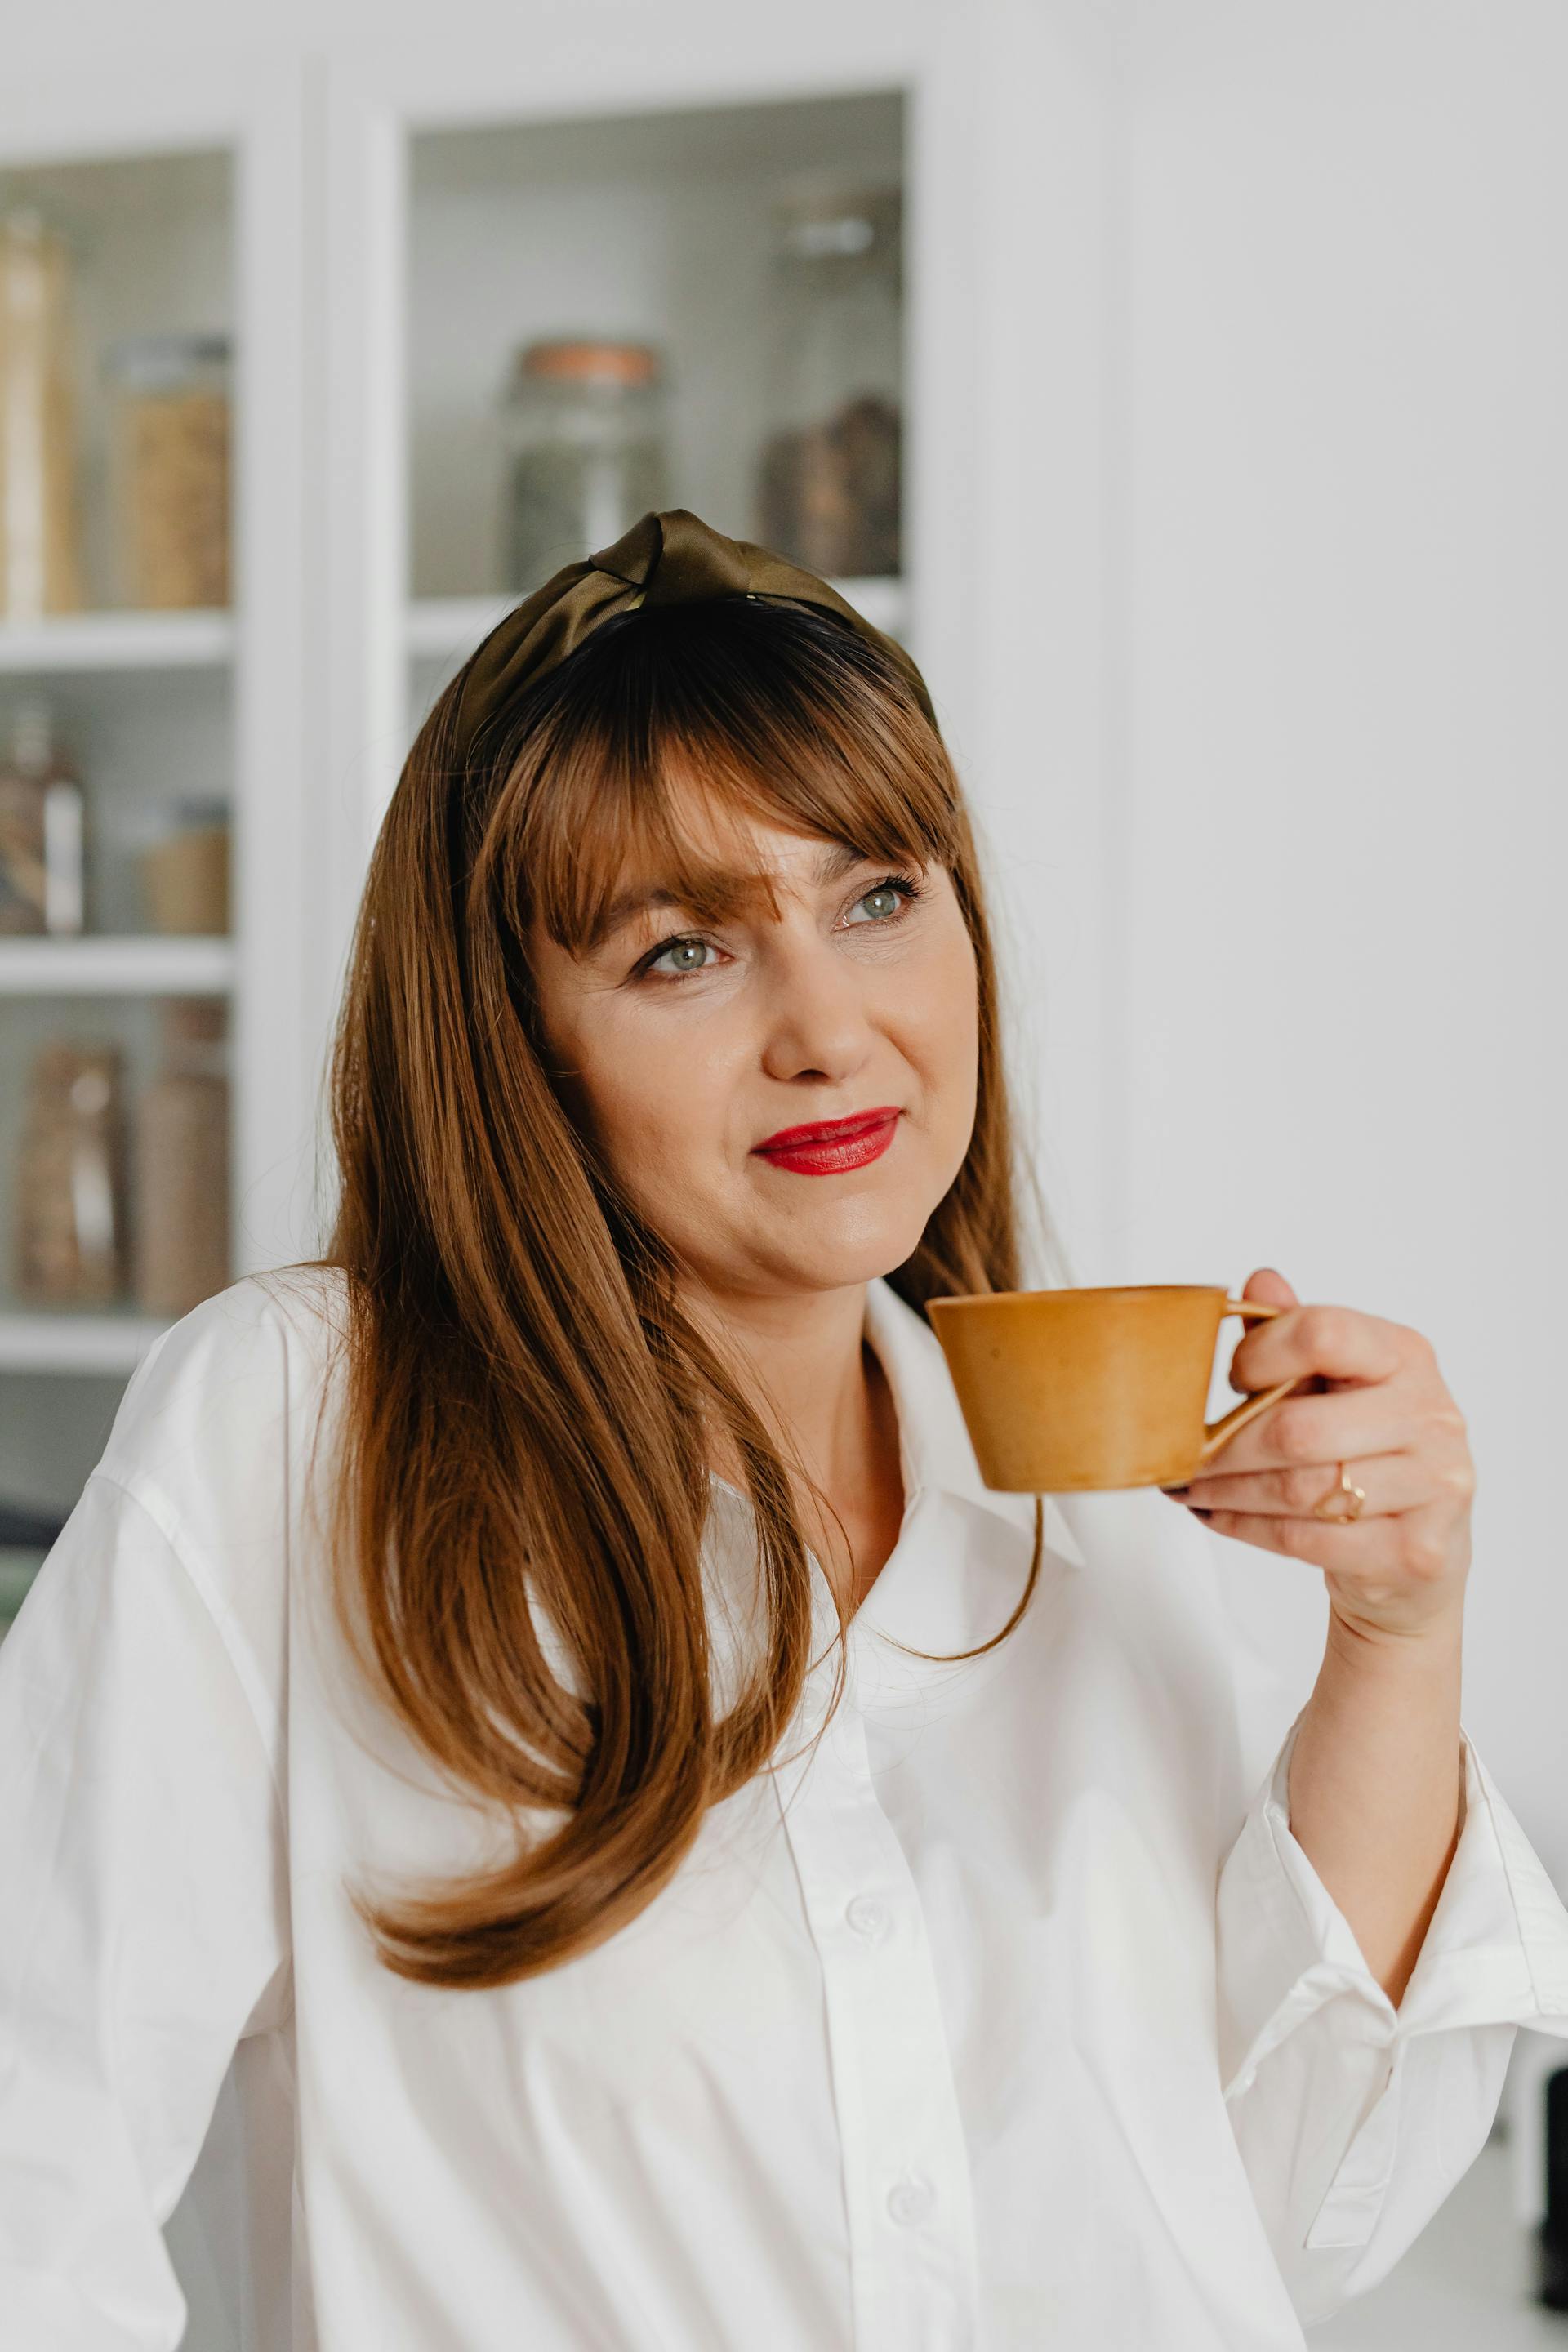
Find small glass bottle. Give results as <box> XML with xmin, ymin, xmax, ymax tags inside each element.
<box><xmin>755</xmin><ymin>177</ymin><xmax>903</xmax><ymax>578</ymax></box>
<box><xmin>0</xmin><ymin>697</ymin><xmax>86</xmax><ymax>935</ymax></box>
<box><xmin>501</xmin><ymin>338</ymin><xmax>669</xmax><ymax>592</ymax></box>
<box><xmin>101</xmin><ymin>331</ymin><xmax>232</xmax><ymax>609</ymax></box>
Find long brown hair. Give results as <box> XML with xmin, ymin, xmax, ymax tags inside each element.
<box><xmin>295</xmin><ymin>594</ymin><xmax>1064</xmax><ymax>1989</ymax></box>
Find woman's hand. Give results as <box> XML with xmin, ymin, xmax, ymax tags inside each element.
<box><xmin>1165</xmin><ymin>1267</ymin><xmax>1475</xmax><ymax>1646</ymax></box>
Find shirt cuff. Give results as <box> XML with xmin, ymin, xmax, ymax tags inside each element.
<box><xmin>1218</xmin><ymin>1708</ymin><xmax>1568</xmax><ymax>2105</ymax></box>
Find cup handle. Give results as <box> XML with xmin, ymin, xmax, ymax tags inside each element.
<box><xmin>1198</xmin><ymin>1298</ymin><xmax>1308</xmax><ymax>1466</ymax></box>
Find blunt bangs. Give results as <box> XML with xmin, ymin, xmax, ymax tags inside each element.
<box><xmin>480</xmin><ymin>597</ymin><xmax>967</xmax><ymax>962</ymax></box>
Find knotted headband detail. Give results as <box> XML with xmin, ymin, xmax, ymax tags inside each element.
<box><xmin>448</xmin><ymin>506</ymin><xmax>940</xmax><ymax>763</ymax></box>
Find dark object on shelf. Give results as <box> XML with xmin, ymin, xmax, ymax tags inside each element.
<box><xmin>0</xmin><ymin>697</ymin><xmax>86</xmax><ymax>935</ymax></box>
<box><xmin>1539</xmin><ymin>2065</ymin><xmax>1568</xmax><ymax>2307</ymax></box>
<box><xmin>0</xmin><ymin>1498</ymin><xmax>67</xmax><ymax>1548</ymax></box>
<box><xmin>755</xmin><ymin>177</ymin><xmax>903</xmax><ymax>578</ymax></box>
<box><xmin>13</xmin><ymin>1036</ymin><xmax>129</xmax><ymax>1304</ymax></box>
<box><xmin>757</xmin><ymin>390</ymin><xmax>901</xmax><ymax>580</ymax></box>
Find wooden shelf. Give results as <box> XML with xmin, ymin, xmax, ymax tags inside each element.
<box><xmin>0</xmin><ymin>935</ymin><xmax>234</xmax><ymax>995</ymax></box>
<box><xmin>0</xmin><ymin>1311</ymin><xmax>173</xmax><ymax>1376</ymax></box>
<box><xmin>0</xmin><ymin>609</ymin><xmax>234</xmax><ymax>674</ymax></box>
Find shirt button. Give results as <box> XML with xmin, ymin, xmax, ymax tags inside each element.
<box><xmin>845</xmin><ymin>1895</ymin><xmax>889</xmax><ymax>1941</ymax></box>
<box><xmin>886</xmin><ymin>2175</ymin><xmax>934</xmax><ymax>2228</ymax></box>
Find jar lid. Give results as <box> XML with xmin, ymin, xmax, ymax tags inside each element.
<box><xmin>511</xmin><ymin>338</ymin><xmax>662</xmax><ymax>391</ymax></box>
<box><xmin>102</xmin><ymin>332</ymin><xmax>233</xmax><ymax>392</ymax></box>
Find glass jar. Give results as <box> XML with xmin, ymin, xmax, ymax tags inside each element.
<box><xmin>0</xmin><ymin>204</ymin><xmax>86</xmax><ymax>618</ymax></box>
<box><xmin>102</xmin><ymin>331</ymin><xmax>232</xmax><ymax>609</ymax></box>
<box><xmin>131</xmin><ymin>996</ymin><xmax>229</xmax><ymax>1316</ymax></box>
<box><xmin>501</xmin><ymin>338</ymin><xmax>669</xmax><ymax>592</ymax></box>
<box><xmin>13</xmin><ymin>1036</ymin><xmax>129</xmax><ymax>1306</ymax></box>
<box><xmin>138</xmin><ymin>794</ymin><xmax>229</xmax><ymax>935</ymax></box>
<box><xmin>755</xmin><ymin>177</ymin><xmax>902</xmax><ymax>579</ymax></box>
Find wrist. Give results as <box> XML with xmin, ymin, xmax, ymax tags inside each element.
<box><xmin>1326</xmin><ymin>1597</ymin><xmax>1465</xmax><ymax>1670</ymax></box>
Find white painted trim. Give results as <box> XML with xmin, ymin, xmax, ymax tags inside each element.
<box><xmin>0</xmin><ymin>1312</ymin><xmax>172</xmax><ymax>1375</ymax></box>
<box><xmin>0</xmin><ymin>937</ymin><xmax>234</xmax><ymax>993</ymax></box>
<box><xmin>0</xmin><ymin>610</ymin><xmax>232</xmax><ymax>672</ymax></box>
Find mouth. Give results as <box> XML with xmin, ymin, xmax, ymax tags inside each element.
<box><xmin>751</xmin><ymin>1105</ymin><xmax>902</xmax><ymax>1176</ymax></box>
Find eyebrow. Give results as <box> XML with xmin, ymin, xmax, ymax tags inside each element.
<box><xmin>586</xmin><ymin>838</ymin><xmax>874</xmax><ymax>955</ymax></box>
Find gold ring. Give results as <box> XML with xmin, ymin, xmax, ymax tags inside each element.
<box><xmin>1312</xmin><ymin>1462</ymin><xmax>1366</xmax><ymax>1523</ymax></box>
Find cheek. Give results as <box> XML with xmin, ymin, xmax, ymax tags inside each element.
<box><xmin>568</xmin><ymin>1009</ymin><xmax>737</xmax><ymax>1181</ymax></box>
<box><xmin>903</xmin><ymin>925</ymin><xmax>979</xmax><ymax>1081</ymax></box>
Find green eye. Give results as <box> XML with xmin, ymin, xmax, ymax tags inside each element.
<box><xmin>637</xmin><ymin>872</ymin><xmax>924</xmax><ymax>984</ymax></box>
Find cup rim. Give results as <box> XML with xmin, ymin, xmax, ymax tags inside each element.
<box><xmin>926</xmin><ymin>1283</ymin><xmax>1228</xmax><ymax>1310</ymax></box>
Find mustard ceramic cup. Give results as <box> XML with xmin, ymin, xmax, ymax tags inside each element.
<box><xmin>925</xmin><ymin>1285</ymin><xmax>1308</xmax><ymax>1493</ymax></box>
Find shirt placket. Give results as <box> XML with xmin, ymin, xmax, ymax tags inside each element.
<box><xmin>772</xmin><ymin>1663</ymin><xmax>982</xmax><ymax>2352</ymax></box>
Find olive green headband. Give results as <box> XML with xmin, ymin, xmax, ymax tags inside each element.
<box><xmin>448</xmin><ymin>506</ymin><xmax>940</xmax><ymax>762</ymax></box>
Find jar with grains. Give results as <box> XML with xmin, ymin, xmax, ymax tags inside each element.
<box><xmin>0</xmin><ymin>205</ymin><xmax>86</xmax><ymax>617</ymax></box>
<box><xmin>102</xmin><ymin>332</ymin><xmax>231</xmax><ymax>610</ymax></box>
<box><xmin>13</xmin><ymin>1037</ymin><xmax>128</xmax><ymax>1305</ymax></box>
<box><xmin>131</xmin><ymin>996</ymin><xmax>229</xmax><ymax>1316</ymax></box>
<box><xmin>138</xmin><ymin>795</ymin><xmax>229</xmax><ymax>935</ymax></box>
<box><xmin>501</xmin><ymin>338</ymin><xmax>669</xmax><ymax>594</ymax></box>
<box><xmin>755</xmin><ymin>177</ymin><xmax>902</xmax><ymax>579</ymax></box>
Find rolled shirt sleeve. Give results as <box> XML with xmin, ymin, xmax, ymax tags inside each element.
<box><xmin>0</xmin><ymin>1470</ymin><xmax>291</xmax><ymax>2350</ymax></box>
<box><xmin>1217</xmin><ymin>1704</ymin><xmax>1568</xmax><ymax>2327</ymax></box>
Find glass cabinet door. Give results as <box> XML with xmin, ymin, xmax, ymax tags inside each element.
<box><xmin>0</xmin><ymin>142</ymin><xmax>236</xmax><ymax>1635</ymax></box>
<box><xmin>402</xmin><ymin>88</ymin><xmax>908</xmax><ymax>727</ymax></box>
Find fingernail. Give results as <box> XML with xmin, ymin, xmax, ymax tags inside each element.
<box><xmin>1189</xmin><ymin>1506</ymin><xmax>1214</xmax><ymax>1521</ymax></box>
<box><xmin>1160</xmin><ymin>1485</ymin><xmax>1191</xmax><ymax>1500</ymax></box>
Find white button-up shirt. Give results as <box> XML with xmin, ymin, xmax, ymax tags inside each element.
<box><xmin>3</xmin><ymin>1267</ymin><xmax>1568</xmax><ymax>2350</ymax></box>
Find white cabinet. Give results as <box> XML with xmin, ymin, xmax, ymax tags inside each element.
<box><xmin>0</xmin><ymin>56</ymin><xmax>312</xmax><ymax>1620</ymax></box>
<box><xmin>0</xmin><ymin>7</ymin><xmax>1108</xmax><ymax>1642</ymax></box>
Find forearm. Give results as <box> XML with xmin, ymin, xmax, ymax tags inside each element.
<box><xmin>1286</xmin><ymin>1609</ymin><xmax>1466</xmax><ymax>2009</ymax></box>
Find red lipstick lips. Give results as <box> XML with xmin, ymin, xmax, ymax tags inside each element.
<box><xmin>751</xmin><ymin>1106</ymin><xmax>902</xmax><ymax>1176</ymax></box>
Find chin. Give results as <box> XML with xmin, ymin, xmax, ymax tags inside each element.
<box><xmin>790</xmin><ymin>1207</ymin><xmax>938</xmax><ymax>1293</ymax></box>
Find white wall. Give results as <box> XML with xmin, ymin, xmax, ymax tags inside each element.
<box><xmin>1105</xmin><ymin>0</ymin><xmax>1568</xmax><ymax>1883</ymax></box>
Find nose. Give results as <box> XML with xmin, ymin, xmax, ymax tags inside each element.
<box><xmin>755</xmin><ymin>926</ymin><xmax>883</xmax><ymax>1083</ymax></box>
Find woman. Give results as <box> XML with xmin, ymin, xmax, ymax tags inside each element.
<box><xmin>2</xmin><ymin>508</ymin><xmax>1566</xmax><ymax>2350</ymax></box>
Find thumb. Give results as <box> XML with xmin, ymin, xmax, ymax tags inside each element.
<box><xmin>1228</xmin><ymin>1264</ymin><xmax>1299</xmax><ymax>1393</ymax></box>
<box><xmin>1239</xmin><ymin>1264</ymin><xmax>1298</xmax><ymax>1311</ymax></box>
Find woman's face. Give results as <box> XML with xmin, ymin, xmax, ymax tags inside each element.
<box><xmin>527</xmin><ymin>782</ymin><xmax>980</xmax><ymax>1309</ymax></box>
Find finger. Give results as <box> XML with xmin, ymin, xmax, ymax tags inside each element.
<box><xmin>1194</xmin><ymin>1384</ymin><xmax>1416</xmax><ymax>1478</ymax></box>
<box><xmin>1174</xmin><ymin>1451</ymin><xmax>1407</xmax><ymax>1518</ymax></box>
<box><xmin>1228</xmin><ymin>1300</ymin><xmax>1410</xmax><ymax>1393</ymax></box>
<box><xmin>1187</xmin><ymin>1503</ymin><xmax>1410</xmax><ymax>1573</ymax></box>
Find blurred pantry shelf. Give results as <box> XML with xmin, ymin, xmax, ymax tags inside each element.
<box><xmin>0</xmin><ymin>608</ymin><xmax>233</xmax><ymax>673</ymax></box>
<box><xmin>0</xmin><ymin>935</ymin><xmax>233</xmax><ymax>993</ymax></box>
<box><xmin>0</xmin><ymin>1307</ymin><xmax>172</xmax><ymax>1376</ymax></box>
